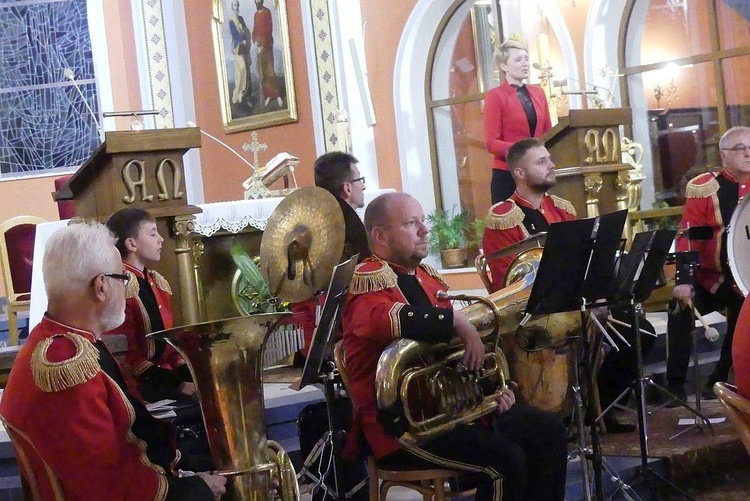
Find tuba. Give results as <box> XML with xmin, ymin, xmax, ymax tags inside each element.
<box><xmin>150</xmin><ymin>314</ymin><xmax>300</xmax><ymax>501</ymax></box>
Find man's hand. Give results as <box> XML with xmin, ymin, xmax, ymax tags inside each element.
<box><xmin>196</xmin><ymin>472</ymin><xmax>227</xmax><ymax>499</ymax></box>
<box><xmin>672</xmin><ymin>284</ymin><xmax>693</xmax><ymax>302</ymax></box>
<box><xmin>494</xmin><ymin>381</ymin><xmax>517</xmax><ymax>415</ymax></box>
<box><xmin>453</xmin><ymin>312</ymin><xmax>485</xmax><ymax>371</ymax></box>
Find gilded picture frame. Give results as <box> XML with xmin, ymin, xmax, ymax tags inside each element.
<box><xmin>211</xmin><ymin>0</ymin><xmax>297</xmax><ymax>133</ymax></box>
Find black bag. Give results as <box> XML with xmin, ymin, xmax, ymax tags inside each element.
<box><xmin>297</xmin><ymin>397</ymin><xmax>368</xmax><ymax>501</ymax></box>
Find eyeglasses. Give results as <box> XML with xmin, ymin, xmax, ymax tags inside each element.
<box><xmin>102</xmin><ymin>273</ymin><xmax>131</xmax><ymax>286</ymax></box>
<box><xmin>721</xmin><ymin>144</ymin><xmax>750</xmax><ymax>153</ymax></box>
<box><xmin>348</xmin><ymin>176</ymin><xmax>365</xmax><ymax>184</ymax></box>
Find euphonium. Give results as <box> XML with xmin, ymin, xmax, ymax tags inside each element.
<box><xmin>375</xmin><ymin>267</ymin><xmax>538</xmax><ymax>444</ymax></box>
<box><xmin>150</xmin><ymin>314</ymin><xmax>300</xmax><ymax>501</ymax></box>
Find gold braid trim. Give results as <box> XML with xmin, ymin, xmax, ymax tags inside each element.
<box><xmin>550</xmin><ymin>195</ymin><xmax>577</xmax><ymax>217</ymax></box>
<box><xmin>685</xmin><ymin>175</ymin><xmax>719</xmax><ymax>199</ymax></box>
<box><xmin>31</xmin><ymin>333</ymin><xmax>101</xmax><ymax>393</ymax></box>
<box><xmin>350</xmin><ymin>265</ymin><xmax>398</xmax><ymax>294</ymax></box>
<box><xmin>124</xmin><ymin>270</ymin><xmax>139</xmax><ymax>299</ymax></box>
<box><xmin>485</xmin><ymin>203</ymin><xmax>525</xmax><ymax>230</ymax></box>
<box><xmin>150</xmin><ymin>270</ymin><xmax>172</xmax><ymax>295</ymax></box>
<box><xmin>419</xmin><ymin>263</ymin><xmax>449</xmax><ymax>288</ymax></box>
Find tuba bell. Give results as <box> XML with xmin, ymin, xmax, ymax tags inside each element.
<box><xmin>150</xmin><ymin>313</ymin><xmax>300</xmax><ymax>501</ymax></box>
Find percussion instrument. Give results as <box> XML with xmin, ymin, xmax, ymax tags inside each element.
<box><xmin>728</xmin><ymin>195</ymin><xmax>750</xmax><ymax>296</ymax></box>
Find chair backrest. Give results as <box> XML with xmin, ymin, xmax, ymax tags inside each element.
<box><xmin>474</xmin><ymin>250</ymin><xmax>493</xmax><ymax>294</ymax></box>
<box><xmin>0</xmin><ymin>216</ymin><xmax>47</xmax><ymax>302</ymax></box>
<box><xmin>714</xmin><ymin>382</ymin><xmax>750</xmax><ymax>456</ymax></box>
<box><xmin>53</xmin><ymin>175</ymin><xmax>76</xmax><ymax>220</ymax></box>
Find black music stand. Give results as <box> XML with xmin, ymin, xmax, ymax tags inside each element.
<box><xmin>296</xmin><ymin>255</ymin><xmax>362</xmax><ymax>500</ymax></box>
<box><xmin>604</xmin><ymin>229</ymin><xmax>706</xmax><ymax>501</ymax></box>
<box><xmin>523</xmin><ymin>209</ymin><xmax>628</xmax><ymax>501</ymax></box>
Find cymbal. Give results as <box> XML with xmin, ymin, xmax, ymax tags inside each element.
<box><xmin>485</xmin><ymin>232</ymin><xmax>547</xmax><ymax>261</ymax></box>
<box><xmin>260</xmin><ymin>187</ymin><xmax>345</xmax><ymax>303</ymax></box>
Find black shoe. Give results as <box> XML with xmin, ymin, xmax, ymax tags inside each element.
<box><xmin>666</xmin><ymin>383</ymin><xmax>688</xmax><ymax>408</ymax></box>
<box><xmin>701</xmin><ymin>383</ymin><xmax>718</xmax><ymax>401</ymax></box>
<box><xmin>603</xmin><ymin>415</ymin><xmax>636</xmax><ymax>434</ymax></box>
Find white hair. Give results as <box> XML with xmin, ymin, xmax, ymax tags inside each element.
<box><xmin>43</xmin><ymin>222</ymin><xmax>119</xmax><ymax>300</ymax></box>
<box><xmin>719</xmin><ymin>126</ymin><xmax>750</xmax><ymax>149</ymax></box>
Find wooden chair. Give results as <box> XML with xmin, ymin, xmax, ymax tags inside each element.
<box><xmin>52</xmin><ymin>175</ymin><xmax>76</xmax><ymax>220</ymax></box>
<box><xmin>332</xmin><ymin>341</ymin><xmax>479</xmax><ymax>501</ymax></box>
<box><xmin>0</xmin><ymin>216</ymin><xmax>47</xmax><ymax>345</ymax></box>
<box><xmin>714</xmin><ymin>382</ymin><xmax>750</xmax><ymax>456</ymax></box>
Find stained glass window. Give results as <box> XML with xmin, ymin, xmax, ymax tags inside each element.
<box><xmin>0</xmin><ymin>0</ymin><xmax>99</xmax><ymax>175</ymax></box>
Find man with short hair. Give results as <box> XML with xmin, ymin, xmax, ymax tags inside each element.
<box><xmin>106</xmin><ymin>208</ymin><xmax>194</xmax><ymax>403</ymax></box>
<box><xmin>667</xmin><ymin>126</ymin><xmax>750</xmax><ymax>400</ymax></box>
<box><xmin>342</xmin><ymin>192</ymin><xmax>568</xmax><ymax>501</ymax></box>
<box><xmin>0</xmin><ymin>222</ymin><xmax>225</xmax><ymax>500</ymax></box>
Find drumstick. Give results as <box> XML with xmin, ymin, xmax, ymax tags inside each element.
<box><xmin>605</xmin><ymin>321</ymin><xmax>632</xmax><ymax>348</ymax></box>
<box><xmin>607</xmin><ymin>316</ymin><xmax>658</xmax><ymax>337</ymax></box>
<box><xmin>693</xmin><ymin>308</ymin><xmax>721</xmax><ymax>342</ymax></box>
<box><xmin>590</xmin><ymin>313</ymin><xmax>620</xmax><ymax>351</ymax></box>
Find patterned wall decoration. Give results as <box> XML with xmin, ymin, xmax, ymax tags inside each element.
<box><xmin>0</xmin><ymin>0</ymin><xmax>99</xmax><ymax>175</ymax></box>
<box><xmin>139</xmin><ymin>0</ymin><xmax>174</xmax><ymax>129</ymax></box>
<box><xmin>308</xmin><ymin>0</ymin><xmax>342</xmax><ymax>151</ymax></box>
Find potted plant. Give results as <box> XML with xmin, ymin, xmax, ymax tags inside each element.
<box><xmin>427</xmin><ymin>206</ymin><xmax>472</xmax><ymax>268</ymax></box>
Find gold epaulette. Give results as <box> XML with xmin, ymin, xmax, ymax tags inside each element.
<box><xmin>31</xmin><ymin>333</ymin><xmax>101</xmax><ymax>393</ymax></box>
<box><xmin>685</xmin><ymin>173</ymin><xmax>719</xmax><ymax>199</ymax></box>
<box><xmin>125</xmin><ymin>270</ymin><xmax>139</xmax><ymax>299</ymax></box>
<box><xmin>485</xmin><ymin>201</ymin><xmax>525</xmax><ymax>230</ymax></box>
<box><xmin>419</xmin><ymin>263</ymin><xmax>449</xmax><ymax>288</ymax></box>
<box><xmin>350</xmin><ymin>259</ymin><xmax>398</xmax><ymax>294</ymax></box>
<box><xmin>149</xmin><ymin>270</ymin><xmax>173</xmax><ymax>295</ymax></box>
<box><xmin>550</xmin><ymin>195</ymin><xmax>577</xmax><ymax>217</ymax></box>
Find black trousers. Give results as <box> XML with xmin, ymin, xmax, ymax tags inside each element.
<box><xmin>666</xmin><ymin>282</ymin><xmax>744</xmax><ymax>385</ymax></box>
<box><xmin>378</xmin><ymin>405</ymin><xmax>567</xmax><ymax>501</ymax></box>
<box><xmin>598</xmin><ymin>307</ymin><xmax>656</xmax><ymax>410</ymax></box>
<box><xmin>491</xmin><ymin>169</ymin><xmax>516</xmax><ymax>205</ymax></box>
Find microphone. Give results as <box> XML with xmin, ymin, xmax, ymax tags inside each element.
<box><xmin>186</xmin><ymin>121</ymin><xmax>256</xmax><ymax>174</ymax></box>
<box><xmin>63</xmin><ymin>68</ymin><xmax>102</xmax><ymax>137</ymax></box>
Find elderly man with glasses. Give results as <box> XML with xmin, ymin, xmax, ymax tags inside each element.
<box><xmin>0</xmin><ymin>222</ymin><xmax>226</xmax><ymax>500</ymax></box>
<box><xmin>666</xmin><ymin>126</ymin><xmax>750</xmax><ymax>403</ymax></box>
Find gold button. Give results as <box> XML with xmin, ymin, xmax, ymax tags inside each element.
<box><xmin>424</xmin><ymin>314</ymin><xmax>429</xmax><ymax>319</ymax></box>
<box><xmin>407</xmin><ymin>311</ymin><xmax>414</xmax><ymax>317</ymax></box>
<box><xmin>438</xmin><ymin>314</ymin><xmax>444</xmax><ymax>320</ymax></box>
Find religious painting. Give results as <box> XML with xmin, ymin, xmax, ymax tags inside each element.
<box><xmin>211</xmin><ymin>0</ymin><xmax>298</xmax><ymax>133</ymax></box>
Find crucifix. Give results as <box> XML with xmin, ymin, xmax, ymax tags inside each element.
<box><xmin>242</xmin><ymin>131</ymin><xmax>268</xmax><ymax>170</ymax></box>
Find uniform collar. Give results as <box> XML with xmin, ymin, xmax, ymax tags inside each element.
<box><xmin>42</xmin><ymin>314</ymin><xmax>96</xmax><ymax>343</ymax></box>
<box><xmin>124</xmin><ymin>262</ymin><xmax>147</xmax><ymax>279</ymax></box>
<box><xmin>512</xmin><ymin>191</ymin><xmax>548</xmax><ymax>210</ymax></box>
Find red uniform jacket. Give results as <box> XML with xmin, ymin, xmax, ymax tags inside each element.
<box><xmin>734</xmin><ymin>296</ymin><xmax>750</xmax><ymax>402</ymax></box>
<box><xmin>483</xmin><ymin>82</ymin><xmax>552</xmax><ymax>171</ymax></box>
<box><xmin>341</xmin><ymin>257</ymin><xmax>454</xmax><ymax>458</ymax></box>
<box><xmin>108</xmin><ymin>263</ymin><xmax>184</xmax><ymax>379</ymax></box>
<box><xmin>0</xmin><ymin>316</ymin><xmax>176</xmax><ymax>500</ymax></box>
<box><xmin>676</xmin><ymin>170</ymin><xmax>750</xmax><ymax>293</ymax></box>
<box><xmin>482</xmin><ymin>192</ymin><xmax>576</xmax><ymax>291</ymax></box>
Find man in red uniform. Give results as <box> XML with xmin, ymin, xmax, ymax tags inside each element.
<box><xmin>668</xmin><ymin>126</ymin><xmax>750</xmax><ymax>400</ymax></box>
<box><xmin>482</xmin><ymin>138</ymin><xmax>576</xmax><ymax>291</ymax></box>
<box><xmin>106</xmin><ymin>208</ymin><xmax>194</xmax><ymax>403</ymax></box>
<box><xmin>342</xmin><ymin>192</ymin><xmax>567</xmax><ymax>501</ymax></box>
<box><xmin>482</xmin><ymin>138</ymin><xmax>653</xmax><ymax>433</ymax></box>
<box><xmin>0</xmin><ymin>222</ymin><xmax>225</xmax><ymax>500</ymax></box>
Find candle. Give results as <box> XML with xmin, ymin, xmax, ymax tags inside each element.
<box><xmin>536</xmin><ymin>33</ymin><xmax>550</xmax><ymax>67</ymax></box>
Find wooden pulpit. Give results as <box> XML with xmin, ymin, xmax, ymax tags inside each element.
<box><xmin>53</xmin><ymin>128</ymin><xmax>203</xmax><ymax>327</ymax></box>
<box><xmin>542</xmin><ymin>108</ymin><xmax>633</xmax><ymax>220</ymax></box>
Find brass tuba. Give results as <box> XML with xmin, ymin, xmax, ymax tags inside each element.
<box><xmin>150</xmin><ymin>314</ymin><xmax>300</xmax><ymax>501</ymax></box>
<box><xmin>375</xmin><ymin>270</ymin><xmax>538</xmax><ymax>444</ymax></box>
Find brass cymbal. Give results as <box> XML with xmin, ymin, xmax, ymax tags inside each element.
<box><xmin>260</xmin><ymin>187</ymin><xmax>345</xmax><ymax>303</ymax></box>
<box><xmin>485</xmin><ymin>232</ymin><xmax>547</xmax><ymax>261</ymax></box>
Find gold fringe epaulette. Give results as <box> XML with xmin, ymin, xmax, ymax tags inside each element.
<box><xmin>124</xmin><ymin>270</ymin><xmax>139</xmax><ymax>299</ymax></box>
<box><xmin>350</xmin><ymin>260</ymin><xmax>398</xmax><ymax>294</ymax></box>
<box><xmin>550</xmin><ymin>195</ymin><xmax>577</xmax><ymax>217</ymax></box>
<box><xmin>150</xmin><ymin>270</ymin><xmax>172</xmax><ymax>295</ymax></box>
<box><xmin>485</xmin><ymin>201</ymin><xmax>525</xmax><ymax>230</ymax></box>
<box><xmin>31</xmin><ymin>333</ymin><xmax>101</xmax><ymax>393</ymax></box>
<box><xmin>419</xmin><ymin>263</ymin><xmax>449</xmax><ymax>288</ymax></box>
<box><xmin>685</xmin><ymin>173</ymin><xmax>719</xmax><ymax>199</ymax></box>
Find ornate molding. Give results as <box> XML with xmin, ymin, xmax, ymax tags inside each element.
<box><xmin>583</xmin><ymin>174</ymin><xmax>603</xmax><ymax>218</ymax></box>
<box><xmin>309</xmin><ymin>0</ymin><xmax>342</xmax><ymax>151</ymax></box>
<box><xmin>140</xmin><ymin>0</ymin><xmax>174</xmax><ymax>128</ymax></box>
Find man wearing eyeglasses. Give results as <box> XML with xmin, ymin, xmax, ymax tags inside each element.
<box><xmin>0</xmin><ymin>223</ymin><xmax>226</xmax><ymax>500</ymax></box>
<box><xmin>667</xmin><ymin>126</ymin><xmax>750</xmax><ymax>402</ymax></box>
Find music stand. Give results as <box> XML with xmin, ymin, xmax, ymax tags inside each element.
<box><xmin>296</xmin><ymin>255</ymin><xmax>359</xmax><ymax>500</ymax></box>
<box><xmin>523</xmin><ymin>209</ymin><xmax>627</xmax><ymax>501</ymax></box>
<box><xmin>604</xmin><ymin>229</ymin><xmax>705</xmax><ymax>501</ymax></box>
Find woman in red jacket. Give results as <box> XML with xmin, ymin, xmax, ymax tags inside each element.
<box><xmin>484</xmin><ymin>38</ymin><xmax>552</xmax><ymax>203</ymax></box>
